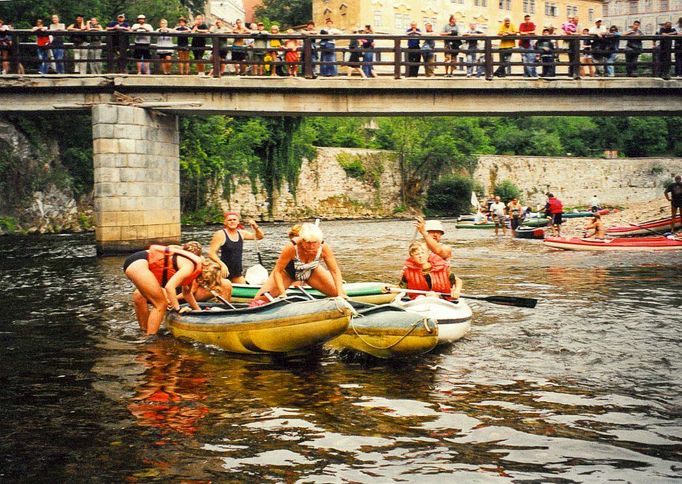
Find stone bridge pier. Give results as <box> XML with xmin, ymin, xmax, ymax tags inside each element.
<box><xmin>92</xmin><ymin>104</ymin><xmax>180</xmax><ymax>255</ymax></box>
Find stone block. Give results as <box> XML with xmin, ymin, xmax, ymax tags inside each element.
<box><xmin>119</xmin><ymin>168</ymin><xmax>148</xmax><ymax>183</ymax></box>
<box><xmin>92</xmin><ymin>124</ymin><xmax>115</xmax><ymax>139</ymax></box>
<box><xmin>133</xmin><ymin>108</ymin><xmax>150</xmax><ymax>126</ymax></box>
<box><xmin>93</xmin><ymin>154</ymin><xmax>123</xmax><ymax>169</ymax></box>
<box><xmin>125</xmin><ymin>154</ymin><xmax>149</xmax><ymax>168</ymax></box>
<box><xmin>94</xmin><ymin>182</ymin><xmax>116</xmax><ymax>197</ymax></box>
<box><xmin>93</xmin><ymin>138</ymin><xmax>119</xmax><ymax>155</ymax></box>
<box><xmin>95</xmin><ymin>167</ymin><xmax>120</xmax><ymax>183</ymax></box>
<box><xmin>92</xmin><ymin>104</ymin><xmax>118</xmax><ymax>124</ymax></box>
<box><xmin>135</xmin><ymin>140</ymin><xmax>152</xmax><ymax>155</ymax></box>
<box><xmin>96</xmin><ymin>225</ymin><xmax>121</xmax><ymax>242</ymax></box>
<box><xmin>94</xmin><ymin>197</ymin><xmax>120</xmax><ymax>212</ymax></box>
<box><xmin>118</xmin><ymin>197</ymin><xmax>140</xmax><ymax>211</ymax></box>
<box><xmin>114</xmin><ymin>124</ymin><xmax>143</xmax><ymax>140</ymax></box>
<box><xmin>117</xmin><ymin>107</ymin><xmax>137</xmax><ymax>125</ymax></box>
<box><xmin>118</xmin><ymin>139</ymin><xmax>137</xmax><ymax>154</ymax></box>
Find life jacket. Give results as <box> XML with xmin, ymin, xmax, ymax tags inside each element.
<box><xmin>401</xmin><ymin>253</ymin><xmax>451</xmax><ymax>299</ymax></box>
<box><xmin>547</xmin><ymin>197</ymin><xmax>563</xmax><ymax>214</ymax></box>
<box><xmin>147</xmin><ymin>245</ymin><xmax>202</xmax><ymax>287</ymax></box>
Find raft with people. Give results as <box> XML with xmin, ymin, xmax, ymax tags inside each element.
<box><xmin>166</xmin><ymin>297</ymin><xmax>355</xmax><ymax>354</ymax></box>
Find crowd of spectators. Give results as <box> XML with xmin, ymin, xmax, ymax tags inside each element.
<box><xmin>0</xmin><ymin>13</ymin><xmax>680</xmax><ymax>78</ymax></box>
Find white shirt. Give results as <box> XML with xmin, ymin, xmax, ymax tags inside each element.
<box><xmin>490</xmin><ymin>202</ymin><xmax>506</xmax><ymax>216</ymax></box>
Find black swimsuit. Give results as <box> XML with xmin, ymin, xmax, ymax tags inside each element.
<box><xmin>220</xmin><ymin>229</ymin><xmax>244</xmax><ymax>278</ymax></box>
<box><xmin>122</xmin><ymin>250</ymin><xmax>148</xmax><ymax>272</ymax></box>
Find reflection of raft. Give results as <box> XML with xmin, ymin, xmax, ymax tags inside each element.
<box><xmin>325</xmin><ymin>302</ymin><xmax>439</xmax><ymax>359</ymax></box>
<box><xmin>231</xmin><ymin>282</ymin><xmax>397</xmax><ymax>305</ymax></box>
<box><xmin>167</xmin><ymin>297</ymin><xmax>354</xmax><ymax>354</ymax></box>
<box><xmin>396</xmin><ymin>296</ymin><xmax>472</xmax><ymax>345</ymax></box>
<box><xmin>544</xmin><ymin>236</ymin><xmax>682</xmax><ymax>251</ymax></box>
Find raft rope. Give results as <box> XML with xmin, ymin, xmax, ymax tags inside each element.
<box><xmin>348</xmin><ymin>316</ymin><xmax>433</xmax><ymax>350</ymax></box>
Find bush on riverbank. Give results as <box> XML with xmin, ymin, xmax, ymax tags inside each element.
<box><xmin>425</xmin><ymin>175</ymin><xmax>474</xmax><ymax>216</ymax></box>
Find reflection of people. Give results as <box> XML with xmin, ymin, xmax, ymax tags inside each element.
<box><xmin>252</xmin><ymin>223</ymin><xmax>346</xmax><ymax>303</ymax></box>
<box><xmin>128</xmin><ymin>343</ymin><xmax>208</xmax><ymax>437</ymax></box>
<box><xmin>123</xmin><ymin>242</ymin><xmax>221</xmax><ymax>335</ymax></box>
<box><xmin>208</xmin><ymin>212</ymin><xmax>264</xmax><ymax>283</ymax></box>
<box><xmin>583</xmin><ymin>213</ymin><xmax>606</xmax><ymax>238</ymax></box>
<box><xmin>664</xmin><ymin>175</ymin><xmax>682</xmax><ymax>235</ymax></box>
<box><xmin>400</xmin><ymin>241</ymin><xmax>462</xmax><ymax>300</ymax></box>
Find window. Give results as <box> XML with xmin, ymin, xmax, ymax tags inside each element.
<box><xmin>603</xmin><ymin>3</ymin><xmax>609</xmax><ymax>16</ymax></box>
<box><xmin>374</xmin><ymin>10</ymin><xmax>383</xmax><ymax>27</ymax></box>
<box><xmin>475</xmin><ymin>0</ymin><xmax>488</xmax><ymax>6</ymax></box>
<box><xmin>566</xmin><ymin>5</ymin><xmax>578</xmax><ymax>17</ymax></box>
<box><xmin>660</xmin><ymin>0</ymin><xmax>669</xmax><ymax>9</ymax></box>
<box><xmin>523</xmin><ymin>0</ymin><xmax>529</xmax><ymax>12</ymax></box>
<box><xmin>530</xmin><ymin>0</ymin><xmax>535</xmax><ymax>13</ymax></box>
<box><xmin>545</xmin><ymin>2</ymin><xmax>558</xmax><ymax>16</ymax></box>
<box><xmin>629</xmin><ymin>0</ymin><xmax>638</xmax><ymax>13</ymax></box>
<box><xmin>588</xmin><ymin>8</ymin><xmax>594</xmax><ymax>22</ymax></box>
<box><xmin>499</xmin><ymin>0</ymin><xmax>511</xmax><ymax>9</ymax></box>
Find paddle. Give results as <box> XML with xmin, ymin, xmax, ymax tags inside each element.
<box><xmin>386</xmin><ymin>287</ymin><xmax>537</xmax><ymax>308</ymax></box>
<box><xmin>244</xmin><ymin>238</ymin><xmax>269</xmax><ymax>285</ymax></box>
<box><xmin>210</xmin><ymin>290</ymin><xmax>236</xmax><ymax>309</ymax></box>
<box><xmin>626</xmin><ymin>221</ymin><xmax>664</xmax><ymax>237</ymax></box>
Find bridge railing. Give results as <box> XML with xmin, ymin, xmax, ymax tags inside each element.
<box><xmin>2</xmin><ymin>30</ymin><xmax>679</xmax><ymax>80</ymax></box>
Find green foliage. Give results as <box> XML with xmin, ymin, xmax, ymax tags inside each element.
<box><xmin>425</xmin><ymin>175</ymin><xmax>474</xmax><ymax>216</ymax></box>
<box><xmin>621</xmin><ymin>118</ymin><xmax>669</xmax><ymax>157</ymax></box>
<box><xmin>336</xmin><ymin>152</ymin><xmax>384</xmax><ymax>189</ymax></box>
<box><xmin>254</xmin><ymin>0</ymin><xmax>311</xmax><ymax>28</ymax></box>
<box><xmin>305</xmin><ymin>118</ymin><xmax>371</xmax><ymax>148</ymax></box>
<box><xmin>181</xmin><ymin>204</ymin><xmax>223</xmax><ymax>225</ymax></box>
<box><xmin>0</xmin><ymin>215</ymin><xmax>19</xmax><ymax>232</ymax></box>
<box><xmin>78</xmin><ymin>213</ymin><xmax>93</xmax><ymax>230</ymax></box>
<box><xmin>337</xmin><ymin>153</ymin><xmax>366</xmax><ymax>179</ymax></box>
<box><xmin>494</xmin><ymin>179</ymin><xmax>523</xmax><ymax>203</ymax></box>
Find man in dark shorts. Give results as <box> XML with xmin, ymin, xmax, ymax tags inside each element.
<box><xmin>664</xmin><ymin>175</ymin><xmax>682</xmax><ymax>235</ymax></box>
<box><xmin>545</xmin><ymin>193</ymin><xmax>564</xmax><ymax>237</ymax></box>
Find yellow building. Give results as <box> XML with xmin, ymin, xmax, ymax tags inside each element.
<box><xmin>313</xmin><ymin>0</ymin><xmax>603</xmax><ymax>33</ymax></box>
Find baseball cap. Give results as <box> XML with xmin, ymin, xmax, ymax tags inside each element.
<box><xmin>424</xmin><ymin>220</ymin><xmax>445</xmax><ymax>234</ymax></box>
<box><xmin>137</xmin><ymin>14</ymin><xmax>146</xmax><ymax>20</ymax></box>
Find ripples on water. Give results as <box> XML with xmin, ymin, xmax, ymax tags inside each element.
<box><xmin>1</xmin><ymin>220</ymin><xmax>681</xmax><ymax>481</ymax></box>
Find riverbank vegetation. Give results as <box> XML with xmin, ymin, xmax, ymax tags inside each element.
<box><xmin>0</xmin><ymin>114</ymin><xmax>680</xmax><ymax>230</ymax></box>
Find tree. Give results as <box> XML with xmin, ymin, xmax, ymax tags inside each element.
<box><xmin>621</xmin><ymin>118</ymin><xmax>669</xmax><ymax>157</ymax></box>
<box><xmin>254</xmin><ymin>0</ymin><xmax>311</xmax><ymax>28</ymax></box>
<box><xmin>494</xmin><ymin>179</ymin><xmax>522</xmax><ymax>203</ymax></box>
<box><xmin>425</xmin><ymin>175</ymin><xmax>474</xmax><ymax>216</ymax></box>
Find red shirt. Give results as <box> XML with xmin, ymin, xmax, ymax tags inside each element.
<box><xmin>519</xmin><ymin>22</ymin><xmax>536</xmax><ymax>48</ymax></box>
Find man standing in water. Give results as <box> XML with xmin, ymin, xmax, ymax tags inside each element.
<box><xmin>545</xmin><ymin>193</ymin><xmax>564</xmax><ymax>237</ymax></box>
<box><xmin>208</xmin><ymin>212</ymin><xmax>264</xmax><ymax>283</ymax></box>
<box><xmin>664</xmin><ymin>175</ymin><xmax>682</xmax><ymax>235</ymax></box>
<box><xmin>490</xmin><ymin>195</ymin><xmax>507</xmax><ymax>236</ymax></box>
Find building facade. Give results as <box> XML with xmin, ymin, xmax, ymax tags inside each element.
<box><xmin>603</xmin><ymin>0</ymin><xmax>682</xmax><ymax>34</ymax></box>
<box><xmin>206</xmin><ymin>0</ymin><xmax>246</xmax><ymax>23</ymax></box>
<box><xmin>313</xmin><ymin>0</ymin><xmax>603</xmax><ymax>33</ymax></box>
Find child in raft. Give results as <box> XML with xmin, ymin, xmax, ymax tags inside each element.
<box><xmin>399</xmin><ymin>241</ymin><xmax>462</xmax><ymax>300</ymax></box>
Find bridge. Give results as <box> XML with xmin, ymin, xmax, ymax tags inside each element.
<box><xmin>1</xmin><ymin>30</ymin><xmax>680</xmax><ymax>254</ymax></box>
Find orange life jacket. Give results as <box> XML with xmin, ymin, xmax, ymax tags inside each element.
<box><xmin>401</xmin><ymin>253</ymin><xmax>452</xmax><ymax>299</ymax></box>
<box><xmin>147</xmin><ymin>245</ymin><xmax>202</xmax><ymax>287</ymax></box>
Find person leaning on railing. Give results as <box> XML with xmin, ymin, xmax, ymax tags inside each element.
<box><xmin>156</xmin><ymin>19</ymin><xmax>175</xmax><ymax>75</ymax></box>
<box><xmin>174</xmin><ymin>17</ymin><xmax>191</xmax><ymax>75</ymax></box>
<box><xmin>32</xmin><ymin>19</ymin><xmax>51</xmax><ymax>75</ymax></box>
<box><xmin>463</xmin><ymin>23</ymin><xmax>484</xmax><ymax>78</ymax></box>
<box><xmin>67</xmin><ymin>14</ymin><xmax>89</xmax><ymax>74</ymax></box>
<box><xmin>251</xmin><ymin>22</ymin><xmax>268</xmax><ymax>76</ymax></box>
<box><xmin>0</xmin><ymin>18</ymin><xmax>11</xmax><ymax>75</ymax></box>
<box><xmin>623</xmin><ymin>20</ymin><xmax>643</xmax><ymax>77</ymax></box>
<box><xmin>536</xmin><ymin>28</ymin><xmax>556</xmax><ymax>78</ymax></box>
<box><xmin>493</xmin><ymin>16</ymin><xmax>517</xmax><ymax>78</ymax></box>
<box><xmin>49</xmin><ymin>15</ymin><xmax>66</xmax><ymax>74</ymax></box>
<box><xmin>88</xmin><ymin>17</ymin><xmax>103</xmax><ymax>74</ymax></box>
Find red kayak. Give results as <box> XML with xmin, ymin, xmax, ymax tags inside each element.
<box><xmin>606</xmin><ymin>215</ymin><xmax>681</xmax><ymax>236</ymax></box>
<box><xmin>544</xmin><ymin>235</ymin><xmax>682</xmax><ymax>251</ymax></box>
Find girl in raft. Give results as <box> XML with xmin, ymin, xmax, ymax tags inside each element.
<box><xmin>399</xmin><ymin>241</ymin><xmax>463</xmax><ymax>300</ymax></box>
<box><xmin>251</xmin><ymin>222</ymin><xmax>346</xmax><ymax>304</ymax></box>
<box><xmin>123</xmin><ymin>241</ymin><xmax>223</xmax><ymax>335</ymax></box>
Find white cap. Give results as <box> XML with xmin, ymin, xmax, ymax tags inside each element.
<box><xmin>595</xmin><ymin>18</ymin><xmax>603</xmax><ymax>22</ymax></box>
<box><xmin>424</xmin><ymin>220</ymin><xmax>445</xmax><ymax>233</ymax></box>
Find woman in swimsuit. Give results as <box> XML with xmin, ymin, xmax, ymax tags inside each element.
<box><xmin>252</xmin><ymin>223</ymin><xmax>346</xmax><ymax>303</ymax></box>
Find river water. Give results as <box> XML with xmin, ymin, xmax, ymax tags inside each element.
<box><xmin>1</xmin><ymin>219</ymin><xmax>681</xmax><ymax>482</ymax></box>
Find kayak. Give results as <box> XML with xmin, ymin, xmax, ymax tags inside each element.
<box><xmin>456</xmin><ymin>222</ymin><xmax>500</xmax><ymax>229</ymax></box>
<box><xmin>562</xmin><ymin>209</ymin><xmax>610</xmax><ymax>218</ymax></box>
<box><xmin>325</xmin><ymin>302</ymin><xmax>439</xmax><ymax>359</ymax></box>
<box><xmin>606</xmin><ymin>215</ymin><xmax>682</xmax><ymax>237</ymax></box>
<box><xmin>515</xmin><ymin>226</ymin><xmax>545</xmax><ymax>239</ymax></box>
<box><xmin>521</xmin><ymin>218</ymin><xmax>550</xmax><ymax>227</ymax></box>
<box><xmin>544</xmin><ymin>235</ymin><xmax>682</xmax><ymax>251</ymax></box>
<box><xmin>166</xmin><ymin>297</ymin><xmax>354</xmax><ymax>354</ymax></box>
<box><xmin>396</xmin><ymin>296</ymin><xmax>472</xmax><ymax>345</ymax></box>
<box><xmin>230</xmin><ymin>282</ymin><xmax>397</xmax><ymax>305</ymax></box>
<box><xmin>457</xmin><ymin>214</ymin><xmax>476</xmax><ymax>222</ymax></box>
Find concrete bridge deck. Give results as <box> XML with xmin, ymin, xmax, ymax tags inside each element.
<box><xmin>1</xmin><ymin>75</ymin><xmax>680</xmax><ymax>116</ymax></box>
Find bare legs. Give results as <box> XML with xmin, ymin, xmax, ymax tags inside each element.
<box><xmin>125</xmin><ymin>260</ymin><xmax>168</xmax><ymax>335</ymax></box>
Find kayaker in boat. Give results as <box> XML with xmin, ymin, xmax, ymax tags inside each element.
<box><xmin>123</xmin><ymin>243</ymin><xmax>223</xmax><ymax>335</ymax></box>
<box><xmin>415</xmin><ymin>217</ymin><xmax>452</xmax><ymax>260</ymax></box>
<box><xmin>507</xmin><ymin>197</ymin><xmax>522</xmax><ymax>236</ymax></box>
<box><xmin>473</xmin><ymin>206</ymin><xmax>488</xmax><ymax>224</ymax></box>
<box><xmin>208</xmin><ymin>211</ymin><xmax>264</xmax><ymax>284</ymax></box>
<box><xmin>664</xmin><ymin>175</ymin><xmax>682</xmax><ymax>235</ymax></box>
<box><xmin>583</xmin><ymin>213</ymin><xmax>606</xmax><ymax>239</ymax></box>
<box><xmin>399</xmin><ymin>241</ymin><xmax>463</xmax><ymax>300</ymax></box>
<box><xmin>544</xmin><ymin>193</ymin><xmax>564</xmax><ymax>237</ymax></box>
<box><xmin>251</xmin><ymin>222</ymin><xmax>347</xmax><ymax>303</ymax></box>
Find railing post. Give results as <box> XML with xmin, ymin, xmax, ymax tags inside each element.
<box><xmin>118</xmin><ymin>33</ymin><xmax>128</xmax><ymax>73</ymax></box>
<box><xmin>303</xmin><ymin>36</ymin><xmax>313</xmax><ymax>79</ymax></box>
<box><xmin>211</xmin><ymin>40</ymin><xmax>221</xmax><ymax>77</ymax></box>
<box><xmin>571</xmin><ymin>38</ymin><xmax>581</xmax><ymax>79</ymax></box>
<box><xmin>485</xmin><ymin>38</ymin><xmax>493</xmax><ymax>80</ymax></box>
<box><xmin>10</xmin><ymin>31</ymin><xmax>19</xmax><ymax>74</ymax></box>
<box><xmin>393</xmin><ymin>38</ymin><xmax>401</xmax><ymax>79</ymax></box>
<box><xmin>106</xmin><ymin>33</ymin><xmax>115</xmax><ymax>74</ymax></box>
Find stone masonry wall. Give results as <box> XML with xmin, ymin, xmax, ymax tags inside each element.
<box><xmin>221</xmin><ymin>147</ymin><xmax>403</xmax><ymax>221</ymax></box>
<box><xmin>92</xmin><ymin>105</ymin><xmax>180</xmax><ymax>254</ymax></box>
<box><xmin>474</xmin><ymin>155</ymin><xmax>682</xmax><ymax>208</ymax></box>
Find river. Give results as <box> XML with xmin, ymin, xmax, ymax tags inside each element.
<box><xmin>1</xmin><ymin>219</ymin><xmax>681</xmax><ymax>481</ymax></box>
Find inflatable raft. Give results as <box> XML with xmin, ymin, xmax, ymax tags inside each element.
<box><xmin>396</xmin><ymin>296</ymin><xmax>472</xmax><ymax>345</ymax></box>
<box><xmin>230</xmin><ymin>282</ymin><xmax>397</xmax><ymax>305</ymax></box>
<box><xmin>515</xmin><ymin>226</ymin><xmax>546</xmax><ymax>239</ymax></box>
<box><xmin>167</xmin><ymin>297</ymin><xmax>354</xmax><ymax>354</ymax></box>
